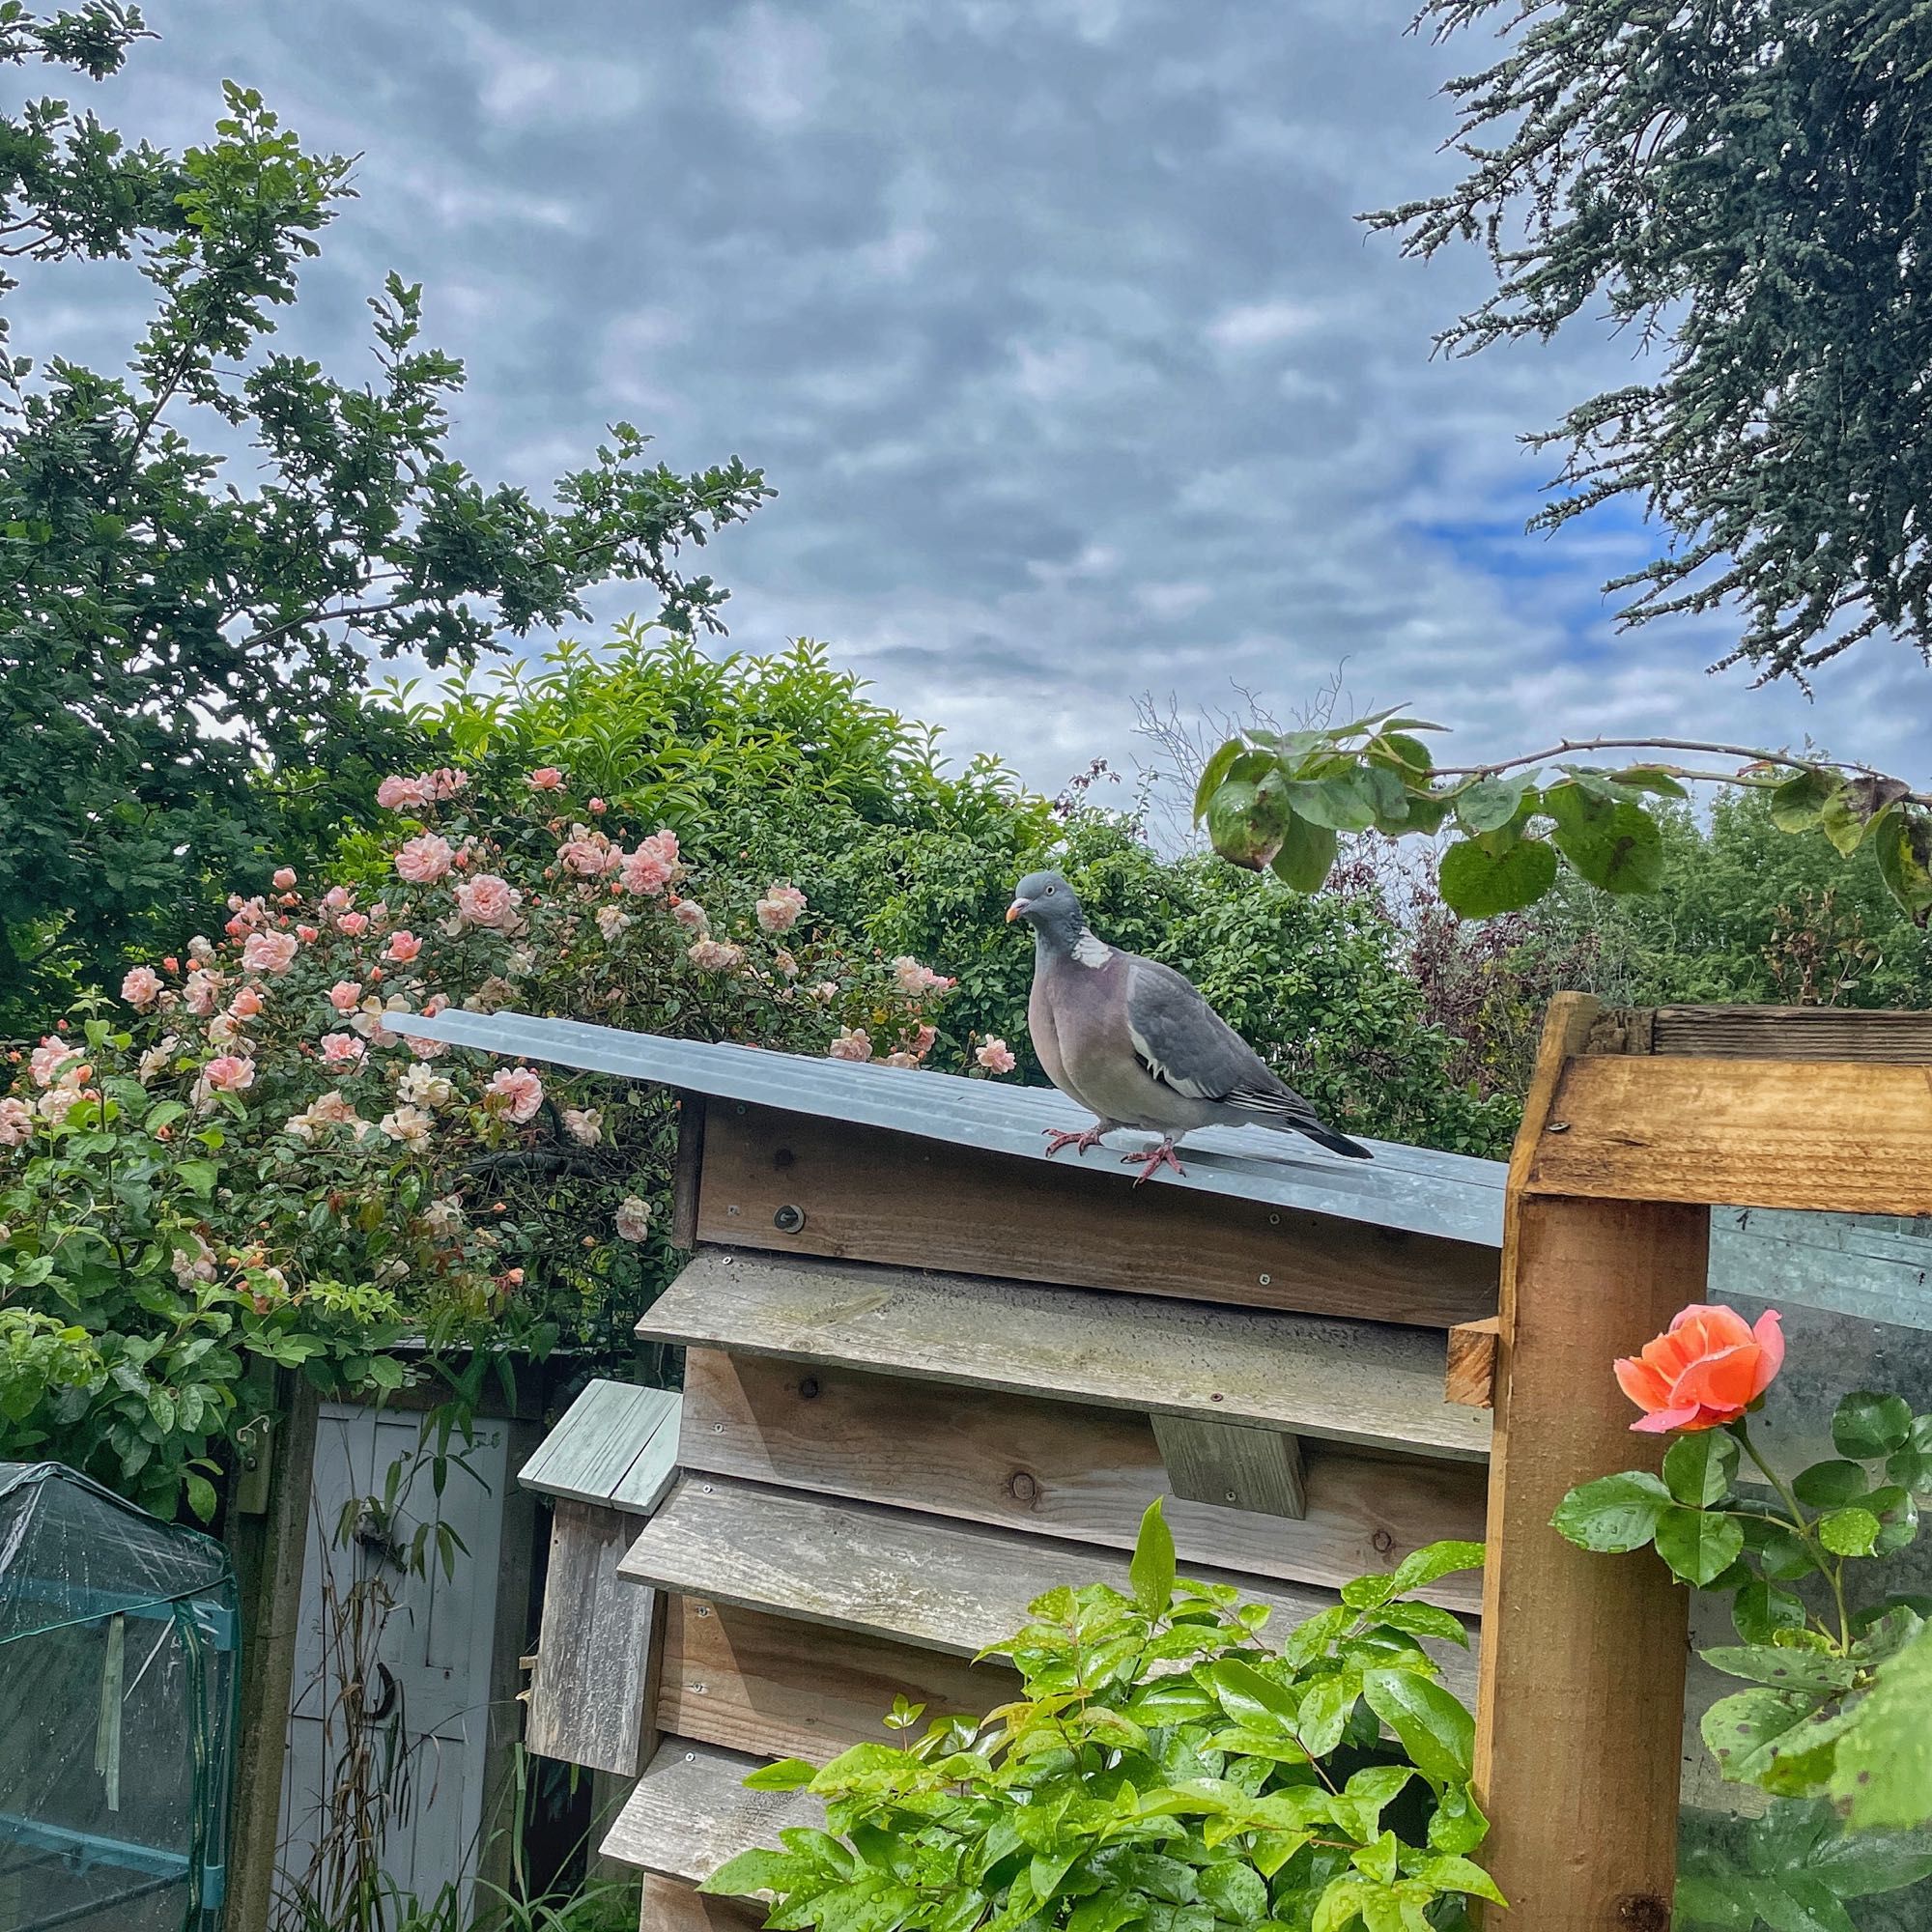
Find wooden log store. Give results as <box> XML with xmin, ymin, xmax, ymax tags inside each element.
<box><xmin>389</xmin><ymin>999</ymin><xmax>1932</xmax><ymax>1931</ymax></box>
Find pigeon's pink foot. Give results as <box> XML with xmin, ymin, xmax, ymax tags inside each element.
<box><xmin>1123</xmin><ymin>1139</ymin><xmax>1186</xmax><ymax>1186</ymax></box>
<box><xmin>1042</xmin><ymin>1123</ymin><xmax>1109</xmax><ymax>1159</ymax></box>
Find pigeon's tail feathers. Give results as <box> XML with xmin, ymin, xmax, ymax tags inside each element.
<box><xmin>1222</xmin><ymin>1085</ymin><xmax>1374</xmax><ymax>1159</ymax></box>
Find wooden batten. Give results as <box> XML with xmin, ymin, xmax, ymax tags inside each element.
<box><xmin>1525</xmin><ymin>1054</ymin><xmax>1932</xmax><ymax>1215</ymax></box>
<box><xmin>1151</xmin><ymin>1414</ymin><xmax>1307</xmax><ymax>1520</ymax></box>
<box><xmin>1443</xmin><ymin>1316</ymin><xmax>1500</xmax><ymax>1410</ymax></box>
<box><xmin>660</xmin><ymin>1596</ymin><xmax>1013</xmax><ymax>1762</ymax></box>
<box><xmin>604</xmin><ymin>1737</ymin><xmax>822</xmax><ymax>1884</ymax></box>
<box><xmin>526</xmin><ymin>1499</ymin><xmax>664</xmax><ymax>1776</ymax></box>
<box><xmin>640</xmin><ymin>1248</ymin><xmax>1491</xmax><ymax>1463</ymax></box>
<box><xmin>676</xmin><ymin>1349</ymin><xmax>1485</xmax><ymax>1607</ymax></box>
<box><xmin>639</xmin><ymin>1874</ymin><xmax>766</xmax><ymax>1932</ymax></box>
<box><xmin>694</xmin><ymin>1103</ymin><xmax>1497</xmax><ymax>1328</ymax></box>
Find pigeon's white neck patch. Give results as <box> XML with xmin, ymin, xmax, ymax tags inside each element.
<box><xmin>1071</xmin><ymin>928</ymin><xmax>1113</xmax><ymax>968</ymax></box>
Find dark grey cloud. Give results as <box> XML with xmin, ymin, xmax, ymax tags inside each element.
<box><xmin>23</xmin><ymin>0</ymin><xmax>1930</xmax><ymax>792</ymax></box>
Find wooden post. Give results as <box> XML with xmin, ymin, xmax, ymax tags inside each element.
<box><xmin>1474</xmin><ymin>996</ymin><xmax>1708</xmax><ymax>1930</ymax></box>
<box><xmin>223</xmin><ymin>1373</ymin><xmax>320</xmax><ymax>1932</ymax></box>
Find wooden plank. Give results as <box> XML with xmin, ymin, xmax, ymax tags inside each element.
<box><xmin>679</xmin><ymin>1349</ymin><xmax>1486</xmax><ymax>1608</ymax></box>
<box><xmin>1646</xmin><ymin>1003</ymin><xmax>1932</xmax><ymax>1062</ymax></box>
<box><xmin>672</xmin><ymin>1094</ymin><xmax>708</xmax><ymax>1250</ymax></box>
<box><xmin>1444</xmin><ymin>1317</ymin><xmax>1500</xmax><ymax>1409</ymax></box>
<box><xmin>1477</xmin><ymin>993</ymin><xmax>1706</xmax><ymax>1930</ymax></box>
<box><xmin>697</xmin><ymin>1104</ymin><xmax>1497</xmax><ymax>1329</ymax></box>
<box><xmin>611</xmin><ymin>1404</ymin><xmax>684</xmax><ymax>1515</ymax></box>
<box><xmin>603</xmin><ymin>1736</ymin><xmax>822</xmax><ymax>1884</ymax></box>
<box><xmin>1525</xmin><ymin>1055</ymin><xmax>1932</xmax><ymax>1214</ymax></box>
<box><xmin>660</xmin><ymin>1596</ymin><xmax>1013</xmax><ymax>1762</ymax></box>
<box><xmin>526</xmin><ymin>1500</ymin><xmax>661</xmax><ymax>1776</ymax></box>
<box><xmin>640</xmin><ymin>1874</ymin><xmax>767</xmax><ymax>1932</ymax></box>
<box><xmin>639</xmin><ymin>1247</ymin><xmax>1491</xmax><ymax>1463</ymax></box>
<box><xmin>618</xmin><ymin>1475</ymin><xmax>1478</xmax><ymax>1707</ymax></box>
<box><xmin>1149</xmin><ymin>1415</ymin><xmax>1306</xmax><ymax>1520</ymax></box>
<box><xmin>519</xmin><ymin>1380</ymin><xmax>681</xmax><ymax>1506</ymax></box>
<box><xmin>223</xmin><ymin>1371</ymin><xmax>319</xmax><ymax>1932</ymax></box>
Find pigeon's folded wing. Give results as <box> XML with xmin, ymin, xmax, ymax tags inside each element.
<box><xmin>1122</xmin><ymin>955</ymin><xmax>1299</xmax><ymax>1111</ymax></box>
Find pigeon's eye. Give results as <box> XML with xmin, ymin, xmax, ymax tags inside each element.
<box><xmin>1045</xmin><ymin>884</ymin><xmax>1056</xmax><ymax>895</ymax></box>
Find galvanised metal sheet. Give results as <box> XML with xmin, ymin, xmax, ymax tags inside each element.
<box><xmin>385</xmin><ymin>1008</ymin><xmax>1509</xmax><ymax>1249</ymax></box>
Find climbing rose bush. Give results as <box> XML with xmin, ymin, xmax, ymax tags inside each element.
<box><xmin>0</xmin><ymin>764</ymin><xmax>967</xmax><ymax>1515</ymax></box>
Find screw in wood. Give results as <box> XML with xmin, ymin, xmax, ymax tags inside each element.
<box><xmin>1010</xmin><ymin>1471</ymin><xmax>1038</xmax><ymax>1503</ymax></box>
<box><xmin>1258</xmin><ymin>1273</ymin><xmax>1272</xmax><ymax>1286</ymax></box>
<box><xmin>1224</xmin><ymin>1491</ymin><xmax>1237</xmax><ymax>1504</ymax></box>
<box><xmin>774</xmin><ymin>1203</ymin><xmax>807</xmax><ymax>1233</ymax></box>
<box><xmin>798</xmin><ymin>1377</ymin><xmax>821</xmax><ymax>1400</ymax></box>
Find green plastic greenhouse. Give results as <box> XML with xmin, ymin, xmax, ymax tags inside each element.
<box><xmin>0</xmin><ymin>1463</ymin><xmax>238</xmax><ymax>1932</ymax></box>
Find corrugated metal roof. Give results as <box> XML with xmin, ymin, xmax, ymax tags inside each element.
<box><xmin>385</xmin><ymin>1008</ymin><xmax>1509</xmax><ymax>1248</ymax></box>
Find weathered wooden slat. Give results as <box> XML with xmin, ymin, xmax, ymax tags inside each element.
<box><xmin>639</xmin><ymin>1874</ymin><xmax>767</xmax><ymax>1932</ymax></box>
<box><xmin>678</xmin><ymin>1350</ymin><xmax>1486</xmax><ymax>1608</ymax></box>
<box><xmin>1151</xmin><ymin>1414</ymin><xmax>1306</xmax><ymax>1520</ymax></box>
<box><xmin>661</xmin><ymin>1596</ymin><xmax>1013</xmax><ymax>1762</ymax></box>
<box><xmin>1644</xmin><ymin>1004</ymin><xmax>1932</xmax><ymax>1063</ymax></box>
<box><xmin>518</xmin><ymin>1381</ymin><xmax>681</xmax><ymax>1507</ymax></box>
<box><xmin>639</xmin><ymin>1248</ymin><xmax>1490</xmax><ymax>1463</ymax></box>
<box><xmin>617</xmin><ymin>1475</ymin><xmax>1478</xmax><ymax>1707</ymax></box>
<box><xmin>603</xmin><ymin>1736</ymin><xmax>821</xmax><ymax>1883</ymax></box>
<box><xmin>1525</xmin><ymin>1056</ymin><xmax>1932</xmax><ymax>1214</ymax></box>
<box><xmin>697</xmin><ymin>1105</ymin><xmax>1498</xmax><ymax>1329</ymax></box>
<box><xmin>526</xmin><ymin>1499</ymin><xmax>661</xmax><ymax>1776</ymax></box>
<box><xmin>1444</xmin><ymin>1317</ymin><xmax>1500</xmax><ymax>1410</ymax></box>
<box><xmin>671</xmin><ymin>1094</ymin><xmax>708</xmax><ymax>1251</ymax></box>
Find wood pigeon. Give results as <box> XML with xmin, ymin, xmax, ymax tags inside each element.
<box><xmin>1007</xmin><ymin>869</ymin><xmax>1373</xmax><ymax>1183</ymax></box>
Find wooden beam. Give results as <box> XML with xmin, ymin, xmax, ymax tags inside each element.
<box><xmin>223</xmin><ymin>1372</ymin><xmax>318</xmax><ymax>1932</ymax></box>
<box><xmin>640</xmin><ymin>1248</ymin><xmax>1490</xmax><ymax>1463</ymax></box>
<box><xmin>660</xmin><ymin>1596</ymin><xmax>1011</xmax><ymax>1762</ymax></box>
<box><xmin>1524</xmin><ymin>1054</ymin><xmax>1932</xmax><ymax>1213</ymax></box>
<box><xmin>1444</xmin><ymin>1317</ymin><xmax>1501</xmax><ymax>1410</ymax></box>
<box><xmin>696</xmin><ymin>1103</ymin><xmax>1498</xmax><ymax>1329</ymax></box>
<box><xmin>1151</xmin><ymin>1414</ymin><xmax>1307</xmax><ymax>1520</ymax></box>
<box><xmin>678</xmin><ymin>1348</ymin><xmax>1486</xmax><ymax>1607</ymax></box>
<box><xmin>1476</xmin><ymin>994</ymin><xmax>1707</xmax><ymax>1930</ymax></box>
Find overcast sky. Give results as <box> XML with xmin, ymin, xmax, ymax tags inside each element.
<box><xmin>34</xmin><ymin>0</ymin><xmax>1932</xmax><ymax>796</ymax></box>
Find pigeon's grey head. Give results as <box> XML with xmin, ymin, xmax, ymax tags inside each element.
<box><xmin>1007</xmin><ymin>869</ymin><xmax>1083</xmax><ymax>936</ymax></box>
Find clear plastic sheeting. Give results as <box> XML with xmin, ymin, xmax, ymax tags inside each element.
<box><xmin>0</xmin><ymin>1463</ymin><xmax>238</xmax><ymax>1932</ymax></box>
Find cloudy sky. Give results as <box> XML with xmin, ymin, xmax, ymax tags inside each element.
<box><xmin>33</xmin><ymin>0</ymin><xmax>1932</xmax><ymax>795</ymax></box>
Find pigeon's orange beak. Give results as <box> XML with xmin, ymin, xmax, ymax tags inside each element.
<box><xmin>1006</xmin><ymin>897</ymin><xmax>1029</xmax><ymax>923</ymax></box>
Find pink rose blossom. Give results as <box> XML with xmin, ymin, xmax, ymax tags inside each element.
<box><xmin>228</xmin><ymin>984</ymin><xmax>267</xmax><ymax>1020</ymax></box>
<box><xmin>828</xmin><ymin>1028</ymin><xmax>871</xmax><ymax>1063</ymax></box>
<box><xmin>323</xmin><ymin>885</ymin><xmax>355</xmax><ymax>913</ymax></box>
<box><xmin>588</xmin><ymin>797</ymin><xmax>608</xmax><ymax>814</ymax></box>
<box><xmin>272</xmin><ymin>867</ymin><xmax>298</xmax><ymax>891</ymax></box>
<box><xmin>687</xmin><ymin>938</ymin><xmax>745</xmax><ymax>972</ymax></box>
<box><xmin>907</xmin><ymin>1024</ymin><xmax>938</xmax><ymax>1062</ymax></box>
<box><xmin>619</xmin><ymin>830</ymin><xmax>679</xmax><ymax>896</ymax></box>
<box><xmin>614</xmin><ymin>1195</ymin><xmax>653</xmax><ymax>1242</ymax></box>
<box><xmin>526</xmin><ymin>767</ymin><xmax>565</xmax><ymax>791</ymax></box>
<box><xmin>755</xmin><ymin>883</ymin><xmax>808</xmax><ymax>934</ymax></box>
<box><xmin>976</xmin><ymin>1037</ymin><xmax>1017</xmax><ymax>1074</ymax></box>
<box><xmin>0</xmin><ymin>1096</ymin><xmax>32</xmax><ymax>1146</ymax></box>
<box><xmin>558</xmin><ymin>828</ymin><xmax>618</xmax><ymax>876</ymax></box>
<box><xmin>242</xmin><ymin>930</ymin><xmax>298</xmax><ymax>976</ymax></box>
<box><xmin>455</xmin><ymin>873</ymin><xmax>523</xmax><ymax>932</ymax></box>
<box><xmin>562</xmin><ymin>1107</ymin><xmax>603</xmax><ymax>1147</ymax></box>
<box><xmin>672</xmin><ymin>899</ymin><xmax>710</xmax><ymax>936</ymax></box>
<box><xmin>379</xmin><ymin>1103</ymin><xmax>435</xmax><ymax>1151</ymax></box>
<box><xmin>184</xmin><ymin>970</ymin><xmax>223</xmax><ymax>1016</ymax></box>
<box><xmin>376</xmin><ymin>774</ymin><xmax>433</xmax><ymax>811</ymax></box>
<box><xmin>296</xmin><ymin>923</ymin><xmax>320</xmax><ymax>944</ymax></box>
<box><xmin>486</xmin><ymin>1065</ymin><xmax>545</xmax><ymax>1123</ymax></box>
<box><xmin>395</xmin><ymin>834</ymin><xmax>455</xmax><ymax>884</ymax></box>
<box><xmin>385</xmin><ymin>930</ymin><xmax>423</xmax><ymax>964</ymax></box>
<box><xmin>894</xmin><ymin>955</ymin><xmax>954</xmax><ymax>997</ymax></box>
<box><xmin>121</xmin><ymin>966</ymin><xmax>162</xmax><ymax>1009</ymax></box>
<box><xmin>883</xmin><ymin>1050</ymin><xmax>920</xmax><ymax>1067</ymax></box>
<box><xmin>202</xmin><ymin>1054</ymin><xmax>256</xmax><ymax>1094</ymax></box>
<box><xmin>327</xmin><ymin>980</ymin><xmax>362</xmax><ymax>1013</ymax></box>
<box><xmin>426</xmin><ymin>767</ymin><xmax>469</xmax><ymax>800</ymax></box>
<box><xmin>338</xmin><ymin>912</ymin><xmax>369</xmax><ymax>937</ymax></box>
<box><xmin>320</xmin><ymin>1033</ymin><xmax>366</xmax><ymax>1068</ymax></box>
<box><xmin>29</xmin><ymin>1038</ymin><xmax>79</xmax><ymax>1087</ymax></box>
